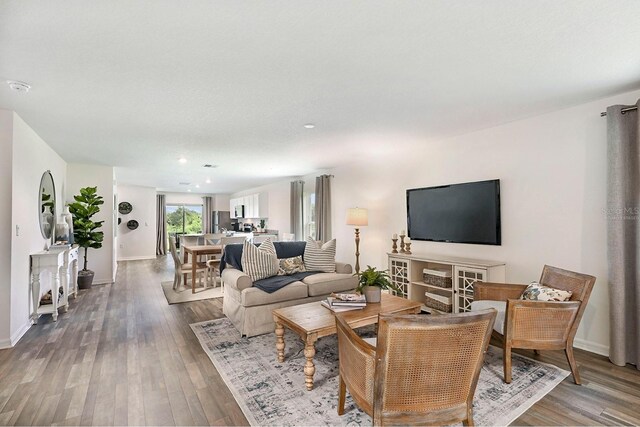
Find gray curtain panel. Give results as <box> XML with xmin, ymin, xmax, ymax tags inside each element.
<box><xmin>202</xmin><ymin>196</ymin><xmax>214</xmax><ymax>233</ymax></box>
<box><xmin>290</xmin><ymin>180</ymin><xmax>304</xmax><ymax>240</ymax></box>
<box><xmin>315</xmin><ymin>174</ymin><xmax>332</xmax><ymax>243</ymax></box>
<box><xmin>156</xmin><ymin>194</ymin><xmax>167</xmax><ymax>255</ymax></box>
<box><xmin>606</xmin><ymin>99</ymin><xmax>640</xmax><ymax>369</ymax></box>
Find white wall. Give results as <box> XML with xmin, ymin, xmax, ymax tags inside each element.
<box><xmin>2</xmin><ymin>112</ymin><xmax>67</xmax><ymax>347</ymax></box>
<box><xmin>66</xmin><ymin>164</ymin><xmax>115</xmax><ymax>284</ymax></box>
<box><xmin>0</xmin><ymin>110</ymin><xmax>14</xmax><ymax>347</ymax></box>
<box><xmin>163</xmin><ymin>191</ymin><xmax>209</xmax><ymax>205</ymax></box>
<box><xmin>326</xmin><ymin>89</ymin><xmax>640</xmax><ymax>356</ymax></box>
<box><xmin>116</xmin><ymin>184</ymin><xmax>157</xmax><ymax>260</ymax></box>
<box><xmin>214</xmin><ymin>194</ymin><xmax>230</xmax><ymax>211</ymax></box>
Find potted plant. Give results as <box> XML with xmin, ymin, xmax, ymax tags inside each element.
<box><xmin>355</xmin><ymin>265</ymin><xmax>402</xmax><ymax>303</ymax></box>
<box><xmin>259</xmin><ymin>219</ymin><xmax>266</xmax><ymax>232</ymax></box>
<box><xmin>68</xmin><ymin>186</ymin><xmax>104</xmax><ymax>289</ymax></box>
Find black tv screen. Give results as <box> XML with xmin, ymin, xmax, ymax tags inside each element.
<box><xmin>407</xmin><ymin>179</ymin><xmax>501</xmax><ymax>245</ymax></box>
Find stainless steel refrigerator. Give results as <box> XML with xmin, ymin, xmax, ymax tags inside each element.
<box><xmin>213</xmin><ymin>211</ymin><xmax>232</xmax><ymax>233</ymax></box>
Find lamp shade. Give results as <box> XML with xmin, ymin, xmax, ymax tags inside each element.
<box><xmin>346</xmin><ymin>207</ymin><xmax>368</xmax><ymax>227</ymax></box>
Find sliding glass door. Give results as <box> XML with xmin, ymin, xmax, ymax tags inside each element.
<box><xmin>166</xmin><ymin>204</ymin><xmax>203</xmax><ymax>245</ymax></box>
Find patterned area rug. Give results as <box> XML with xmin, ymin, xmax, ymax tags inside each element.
<box><xmin>191</xmin><ymin>318</ymin><xmax>569</xmax><ymax>426</ymax></box>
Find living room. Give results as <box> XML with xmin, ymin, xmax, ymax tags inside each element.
<box><xmin>1</xmin><ymin>1</ymin><xmax>639</xmax><ymax>426</ymax></box>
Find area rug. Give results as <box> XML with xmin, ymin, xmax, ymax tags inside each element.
<box><xmin>191</xmin><ymin>318</ymin><xmax>570</xmax><ymax>426</ymax></box>
<box><xmin>161</xmin><ymin>281</ymin><xmax>223</xmax><ymax>304</ymax></box>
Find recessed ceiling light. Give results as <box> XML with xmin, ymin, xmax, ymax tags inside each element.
<box><xmin>187</xmin><ymin>189</ymin><xmax>191</xmax><ymax>192</ymax></box>
<box><xmin>179</xmin><ymin>157</ymin><xmax>187</xmax><ymax>164</ymax></box>
<box><xmin>205</xmin><ymin>178</ymin><xmax>211</xmax><ymax>184</ymax></box>
<box><xmin>195</xmin><ymin>184</ymin><xmax>200</xmax><ymax>188</ymax></box>
<box><xmin>7</xmin><ymin>80</ymin><xmax>30</xmax><ymax>93</ymax></box>
<box><xmin>303</xmin><ymin>123</ymin><xmax>315</xmax><ymax>129</ymax></box>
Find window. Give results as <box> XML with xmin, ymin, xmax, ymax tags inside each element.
<box><xmin>166</xmin><ymin>204</ymin><xmax>203</xmax><ymax>239</ymax></box>
<box><xmin>303</xmin><ymin>192</ymin><xmax>316</xmax><ymax>240</ymax></box>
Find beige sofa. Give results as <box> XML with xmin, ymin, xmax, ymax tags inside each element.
<box><xmin>222</xmin><ymin>262</ymin><xmax>357</xmax><ymax>337</ymax></box>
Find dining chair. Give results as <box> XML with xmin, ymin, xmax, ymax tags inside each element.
<box><xmin>281</xmin><ymin>233</ymin><xmax>295</xmax><ymax>242</ymax></box>
<box><xmin>253</xmin><ymin>234</ymin><xmax>276</xmax><ymax>244</ymax></box>
<box><xmin>169</xmin><ymin>236</ymin><xmax>208</xmax><ymax>290</ymax></box>
<box><xmin>206</xmin><ymin>235</ymin><xmax>248</xmax><ymax>288</ymax></box>
<box><xmin>336</xmin><ymin>309</ymin><xmax>496</xmax><ymax>426</ymax></box>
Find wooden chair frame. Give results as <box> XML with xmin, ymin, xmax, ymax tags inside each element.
<box><xmin>336</xmin><ymin>309</ymin><xmax>497</xmax><ymax>426</ymax></box>
<box><xmin>473</xmin><ymin>265</ymin><xmax>596</xmax><ymax>384</ymax></box>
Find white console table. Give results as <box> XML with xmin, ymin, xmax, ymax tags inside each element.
<box><xmin>30</xmin><ymin>245</ymin><xmax>79</xmax><ymax>323</ymax></box>
<box><xmin>388</xmin><ymin>252</ymin><xmax>506</xmax><ymax>314</ymax></box>
<box><xmin>49</xmin><ymin>245</ymin><xmax>79</xmax><ymax>299</ymax></box>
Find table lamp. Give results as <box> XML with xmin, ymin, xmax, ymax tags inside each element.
<box><xmin>346</xmin><ymin>207</ymin><xmax>368</xmax><ymax>274</ymax></box>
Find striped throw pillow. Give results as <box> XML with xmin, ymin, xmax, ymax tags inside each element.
<box><xmin>241</xmin><ymin>238</ymin><xmax>279</xmax><ymax>282</ymax></box>
<box><xmin>304</xmin><ymin>237</ymin><xmax>336</xmax><ymax>273</ymax></box>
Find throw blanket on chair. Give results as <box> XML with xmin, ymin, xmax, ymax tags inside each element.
<box><xmin>220</xmin><ymin>241</ymin><xmax>319</xmax><ymax>293</ymax></box>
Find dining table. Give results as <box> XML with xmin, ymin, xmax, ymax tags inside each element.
<box><xmin>182</xmin><ymin>244</ymin><xmax>222</xmax><ymax>293</ymax></box>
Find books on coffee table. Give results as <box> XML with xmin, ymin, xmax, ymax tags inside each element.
<box><xmin>321</xmin><ymin>293</ymin><xmax>367</xmax><ymax>312</ymax></box>
<box><xmin>321</xmin><ymin>299</ymin><xmax>365</xmax><ymax>312</ymax></box>
<box><xmin>330</xmin><ymin>293</ymin><xmax>366</xmax><ymax>306</ymax></box>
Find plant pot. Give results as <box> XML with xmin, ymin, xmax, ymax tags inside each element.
<box><xmin>363</xmin><ymin>286</ymin><xmax>381</xmax><ymax>303</ymax></box>
<box><xmin>77</xmin><ymin>270</ymin><xmax>95</xmax><ymax>289</ymax></box>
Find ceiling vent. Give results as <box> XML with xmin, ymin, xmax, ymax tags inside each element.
<box><xmin>7</xmin><ymin>80</ymin><xmax>31</xmax><ymax>93</ymax></box>
<box><xmin>203</xmin><ymin>164</ymin><xmax>218</xmax><ymax>168</ymax></box>
<box><xmin>179</xmin><ymin>182</ymin><xmax>190</xmax><ymax>186</ymax></box>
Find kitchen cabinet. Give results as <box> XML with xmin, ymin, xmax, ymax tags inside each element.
<box><xmin>230</xmin><ymin>192</ymin><xmax>267</xmax><ymax>218</ymax></box>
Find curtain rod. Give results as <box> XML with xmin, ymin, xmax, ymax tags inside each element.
<box><xmin>600</xmin><ymin>106</ymin><xmax>637</xmax><ymax>117</ymax></box>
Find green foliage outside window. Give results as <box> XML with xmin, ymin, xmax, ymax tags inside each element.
<box><xmin>167</xmin><ymin>205</ymin><xmax>202</xmax><ymax>234</ymax></box>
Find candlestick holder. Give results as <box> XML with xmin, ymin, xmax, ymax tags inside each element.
<box><xmin>405</xmin><ymin>242</ymin><xmax>412</xmax><ymax>255</ymax></box>
<box><xmin>399</xmin><ymin>234</ymin><xmax>406</xmax><ymax>253</ymax></box>
<box><xmin>391</xmin><ymin>238</ymin><xmax>398</xmax><ymax>253</ymax></box>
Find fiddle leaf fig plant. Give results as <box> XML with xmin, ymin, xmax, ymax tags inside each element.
<box><xmin>355</xmin><ymin>265</ymin><xmax>402</xmax><ymax>294</ymax></box>
<box><xmin>68</xmin><ymin>186</ymin><xmax>104</xmax><ymax>272</ymax></box>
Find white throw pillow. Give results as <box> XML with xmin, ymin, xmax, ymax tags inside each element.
<box><xmin>304</xmin><ymin>237</ymin><xmax>336</xmax><ymax>273</ymax></box>
<box><xmin>241</xmin><ymin>238</ymin><xmax>279</xmax><ymax>282</ymax></box>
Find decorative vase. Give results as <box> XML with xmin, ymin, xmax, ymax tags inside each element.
<box><xmin>41</xmin><ymin>206</ymin><xmax>53</xmax><ymax>239</ymax></box>
<box><xmin>363</xmin><ymin>286</ymin><xmax>382</xmax><ymax>303</ymax></box>
<box><xmin>62</xmin><ymin>205</ymin><xmax>74</xmax><ymax>245</ymax></box>
<box><xmin>55</xmin><ymin>219</ymin><xmax>70</xmax><ymax>244</ymax></box>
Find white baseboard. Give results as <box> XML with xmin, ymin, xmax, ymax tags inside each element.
<box><xmin>117</xmin><ymin>256</ymin><xmax>156</xmax><ymax>261</ymax></box>
<box><xmin>0</xmin><ymin>321</ymin><xmax>32</xmax><ymax>349</ymax></box>
<box><xmin>10</xmin><ymin>321</ymin><xmax>31</xmax><ymax>346</ymax></box>
<box><xmin>574</xmin><ymin>338</ymin><xmax>609</xmax><ymax>357</ymax></box>
<box><xmin>93</xmin><ymin>279</ymin><xmax>114</xmax><ymax>285</ymax></box>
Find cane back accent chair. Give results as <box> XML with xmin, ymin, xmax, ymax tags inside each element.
<box><xmin>471</xmin><ymin>265</ymin><xmax>596</xmax><ymax>385</ymax></box>
<box><xmin>335</xmin><ymin>309</ymin><xmax>497</xmax><ymax>426</ymax></box>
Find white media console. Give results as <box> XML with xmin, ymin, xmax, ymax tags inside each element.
<box><xmin>387</xmin><ymin>252</ymin><xmax>506</xmax><ymax>313</ymax></box>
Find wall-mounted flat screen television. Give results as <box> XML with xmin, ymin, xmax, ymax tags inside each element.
<box><xmin>407</xmin><ymin>179</ymin><xmax>501</xmax><ymax>245</ymax></box>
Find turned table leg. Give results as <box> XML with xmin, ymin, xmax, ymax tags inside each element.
<box><xmin>275</xmin><ymin>320</ymin><xmax>285</xmax><ymax>363</ymax></box>
<box><xmin>304</xmin><ymin>334</ymin><xmax>318</xmax><ymax>391</ymax></box>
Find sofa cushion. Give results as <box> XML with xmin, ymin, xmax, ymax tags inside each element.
<box><xmin>303</xmin><ymin>273</ymin><xmax>357</xmax><ymax>296</ymax></box>
<box><xmin>241</xmin><ymin>280</ymin><xmax>308</xmax><ymax>307</ymax></box>
<box><xmin>304</xmin><ymin>237</ymin><xmax>336</xmax><ymax>273</ymax></box>
<box><xmin>241</xmin><ymin>239</ymin><xmax>279</xmax><ymax>281</ymax></box>
<box><xmin>470</xmin><ymin>300</ymin><xmax>506</xmax><ymax>334</ymax></box>
<box><xmin>278</xmin><ymin>255</ymin><xmax>306</xmax><ymax>275</ymax></box>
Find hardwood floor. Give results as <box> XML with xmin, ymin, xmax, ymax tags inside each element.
<box><xmin>0</xmin><ymin>257</ymin><xmax>638</xmax><ymax>426</ymax></box>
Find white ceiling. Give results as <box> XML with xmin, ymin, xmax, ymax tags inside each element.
<box><xmin>1</xmin><ymin>1</ymin><xmax>639</xmax><ymax>193</ymax></box>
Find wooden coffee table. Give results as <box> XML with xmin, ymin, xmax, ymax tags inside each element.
<box><xmin>272</xmin><ymin>294</ymin><xmax>421</xmax><ymax>390</ymax></box>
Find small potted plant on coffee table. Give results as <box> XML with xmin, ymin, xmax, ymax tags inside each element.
<box><xmin>355</xmin><ymin>265</ymin><xmax>402</xmax><ymax>303</ymax></box>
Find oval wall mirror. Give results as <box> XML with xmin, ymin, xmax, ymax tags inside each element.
<box><xmin>39</xmin><ymin>171</ymin><xmax>56</xmax><ymax>241</ymax></box>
